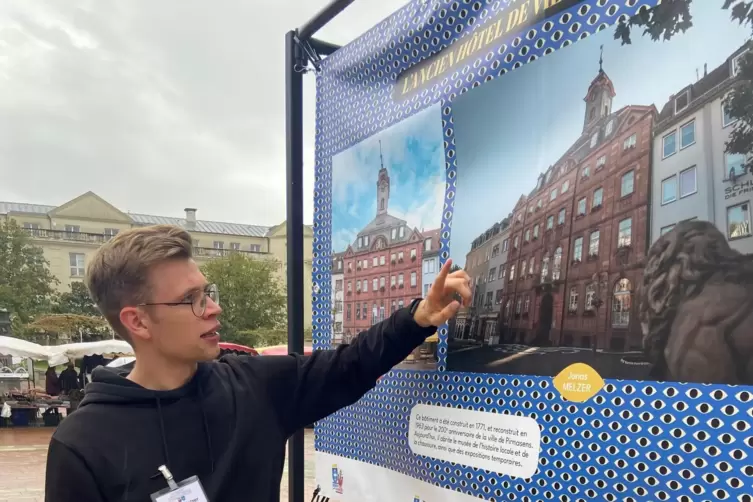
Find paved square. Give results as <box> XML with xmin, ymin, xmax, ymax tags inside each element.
<box><xmin>0</xmin><ymin>428</ymin><xmax>317</xmax><ymax>501</ymax></box>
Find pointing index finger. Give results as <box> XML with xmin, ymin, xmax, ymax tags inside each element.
<box><xmin>434</xmin><ymin>258</ymin><xmax>453</xmax><ymax>288</ymax></box>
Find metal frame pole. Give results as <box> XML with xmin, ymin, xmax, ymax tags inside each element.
<box><xmin>285</xmin><ymin>28</ymin><xmax>305</xmax><ymax>502</ymax></box>
<box><xmin>285</xmin><ymin>3</ymin><xmax>351</xmax><ymax>501</ymax></box>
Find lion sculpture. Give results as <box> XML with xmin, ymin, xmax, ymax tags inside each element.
<box><xmin>639</xmin><ymin>220</ymin><xmax>753</xmax><ymax>385</ymax></box>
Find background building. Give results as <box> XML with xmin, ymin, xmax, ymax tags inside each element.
<box><xmin>421</xmin><ymin>229</ymin><xmax>441</xmax><ymax>298</ymax></box>
<box><xmin>651</xmin><ymin>42</ymin><xmax>753</xmax><ymax>252</ymax></box>
<box><xmin>331</xmin><ymin>252</ymin><xmax>344</xmax><ymax>344</ymax></box>
<box><xmin>0</xmin><ymin>191</ymin><xmax>314</xmax><ymax>327</ymax></box>
<box><xmin>340</xmin><ymin>164</ymin><xmax>426</xmax><ymax>341</ymax></box>
<box><xmin>493</xmin><ymin>58</ymin><xmax>653</xmax><ymax>351</ymax></box>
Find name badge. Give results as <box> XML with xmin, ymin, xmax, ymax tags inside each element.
<box><xmin>150</xmin><ymin>465</ymin><xmax>209</xmax><ymax>502</ymax></box>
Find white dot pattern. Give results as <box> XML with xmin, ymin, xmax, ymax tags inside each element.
<box><xmin>309</xmin><ymin>1</ymin><xmax>753</xmax><ymax>500</ymax></box>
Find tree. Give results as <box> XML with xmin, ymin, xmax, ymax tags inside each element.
<box><xmin>26</xmin><ymin>313</ymin><xmax>110</xmax><ymax>344</ymax></box>
<box><xmin>614</xmin><ymin>1</ymin><xmax>753</xmax><ymax>170</ymax></box>
<box><xmin>0</xmin><ymin>219</ymin><xmax>58</xmax><ymax>324</ymax></box>
<box><xmin>52</xmin><ymin>281</ymin><xmax>101</xmax><ymax>317</ymax></box>
<box><xmin>201</xmin><ymin>253</ymin><xmax>287</xmax><ymax>340</ymax></box>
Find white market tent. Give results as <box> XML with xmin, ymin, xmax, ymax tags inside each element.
<box><xmin>0</xmin><ymin>336</ymin><xmax>134</xmax><ymax>366</ymax></box>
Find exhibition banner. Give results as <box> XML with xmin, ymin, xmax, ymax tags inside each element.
<box><xmin>312</xmin><ymin>0</ymin><xmax>753</xmax><ymax>500</ymax></box>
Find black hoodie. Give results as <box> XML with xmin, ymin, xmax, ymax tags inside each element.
<box><xmin>44</xmin><ymin>305</ymin><xmax>436</xmax><ymax>501</ymax></box>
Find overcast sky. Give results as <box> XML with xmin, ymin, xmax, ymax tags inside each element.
<box><xmin>0</xmin><ymin>0</ymin><xmax>410</xmax><ymax>226</ymax></box>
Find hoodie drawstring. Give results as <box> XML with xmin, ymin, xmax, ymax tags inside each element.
<box><xmin>153</xmin><ymin>381</ymin><xmax>215</xmax><ymax>476</ymax></box>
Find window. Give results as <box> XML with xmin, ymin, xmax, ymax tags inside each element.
<box><xmin>488</xmin><ymin>268</ymin><xmax>496</xmax><ymax>282</ymax></box>
<box><xmin>558</xmin><ymin>209</ymin><xmax>566</xmax><ymax>225</ymax></box>
<box><xmin>618</xmin><ymin>218</ymin><xmax>632</xmax><ymax>247</ymax></box>
<box><xmin>379</xmin><ymin>277</ymin><xmax>385</xmax><ymax>289</ymax></box>
<box><xmin>562</xmin><ymin>180</ymin><xmax>570</xmax><ymax>193</ymax></box>
<box><xmin>424</xmin><ymin>238</ymin><xmax>432</xmax><ymax>251</ymax></box>
<box><xmin>553</xmin><ymin>247</ymin><xmax>562</xmax><ymax>280</ymax></box>
<box><xmin>528</xmin><ymin>205</ymin><xmax>534</xmax><ymax>214</ymax></box>
<box><xmin>391</xmin><ymin>228</ymin><xmax>397</xmax><ymax>240</ymax></box>
<box><xmin>593</xmin><ymin>187</ymin><xmax>603</xmax><ymax>207</ymax></box>
<box><xmin>65</xmin><ymin>225</ymin><xmax>80</xmax><ymax>233</ymax></box>
<box><xmin>537</xmin><ymin>199</ymin><xmax>543</xmax><ymax>209</ymax></box>
<box><xmin>528</xmin><ymin>258</ymin><xmax>535</xmax><ymax>275</ymax></box>
<box><xmin>424</xmin><ymin>259</ymin><xmax>436</xmax><ymax>274</ymax></box>
<box><xmin>398</xmin><ymin>251</ymin><xmax>404</xmax><ymax>261</ymax></box>
<box><xmin>398</xmin><ymin>273</ymin><xmax>404</xmax><ymax>286</ymax></box>
<box><xmin>726</xmin><ymin>152</ymin><xmax>746</xmax><ymax>178</ymax></box>
<box><xmin>357</xmin><ymin>237</ymin><xmax>362</xmax><ymax>248</ymax></box>
<box><xmin>364</xmin><ymin>235</ymin><xmax>370</xmax><ymax>247</ymax></box>
<box><xmin>533</xmin><ymin>224</ymin><xmax>540</xmax><ymax>239</ymax></box>
<box><xmin>727</xmin><ymin>203</ymin><xmax>751</xmax><ymax>239</ymax></box>
<box><xmin>496</xmin><ymin>290</ymin><xmax>503</xmax><ymax>304</ymax></box>
<box><xmin>524</xmin><ymin>295</ymin><xmax>530</xmax><ymax>314</ymax></box>
<box><xmin>104</xmin><ymin>228</ymin><xmax>119</xmax><ymax>238</ymax></box>
<box><xmin>541</xmin><ymin>257</ymin><xmax>549</xmax><ymax>280</ymax></box>
<box><xmin>516</xmin><ymin>298</ymin><xmax>522</xmax><ymax>315</ymax></box>
<box><xmin>550</xmin><ymin>188</ymin><xmax>558</xmax><ymax>201</ymax></box>
<box><xmin>662</xmin><ymin>132</ymin><xmax>676</xmax><ymax>158</ymax></box>
<box><xmin>373</xmin><ymin>257</ymin><xmax>378</xmax><ymax>267</ymax></box>
<box><xmin>498</xmin><ymin>266</ymin><xmax>505</xmax><ymax>280</ymax></box>
<box><xmin>362</xmin><ymin>259</ymin><xmax>367</xmax><ymax>269</ymax></box>
<box><xmin>674</xmin><ymin>91</ymin><xmax>689</xmax><ymax>113</ymax></box>
<box><xmin>69</xmin><ymin>253</ymin><xmax>85</xmax><ymax>277</ymax></box>
<box><xmin>596</xmin><ymin>156</ymin><xmax>606</xmax><ymax>169</ymax></box>
<box><xmin>547</xmin><ymin>216</ymin><xmax>554</xmax><ymax>229</ymax></box>
<box><xmin>230</xmin><ymin>242</ymin><xmax>241</xmax><ymax>250</ymax></box>
<box><xmin>514</xmin><ymin>236</ymin><xmax>519</xmax><ymax>248</ymax></box>
<box><xmin>568</xmin><ymin>287</ymin><xmax>578</xmax><ymax>312</ymax></box>
<box><xmin>680</xmin><ymin>121</ymin><xmax>695</xmax><ymax>149</ymax></box>
<box><xmin>661</xmin><ymin>175</ymin><xmax>677</xmax><ymax>204</ymax></box>
<box><xmin>612</xmin><ymin>278</ymin><xmax>632</xmax><ymax>327</ymax></box>
<box><xmin>380</xmin><ymin>255</ymin><xmax>386</xmax><ymax>266</ymax></box>
<box><xmin>525</xmin><ymin>229</ymin><xmax>530</xmax><ymax>241</ymax></box>
<box><xmin>346</xmin><ymin>304</ymin><xmax>351</xmax><ymax>320</ymax></box>
<box><xmin>577</xmin><ymin>198</ymin><xmax>587</xmax><ymax>215</ymax></box>
<box><xmin>410</xmin><ymin>272</ymin><xmax>417</xmax><ymax>287</ymax></box>
<box><xmin>398</xmin><ymin>227</ymin><xmax>405</xmax><ymax>238</ymax></box>
<box><xmin>623</xmin><ymin>133</ymin><xmax>637</xmax><ymax>150</ymax></box>
<box><xmin>362</xmin><ymin>280</ymin><xmax>368</xmax><ymax>292</ymax></box>
<box><xmin>410</xmin><ymin>248</ymin><xmax>416</xmax><ymax>259</ymax></box>
<box><xmin>589</xmin><ymin>231</ymin><xmax>599</xmax><ymax>256</ymax></box>
<box><xmin>520</xmin><ymin>260</ymin><xmax>527</xmax><ymax>277</ymax></box>
<box><xmin>503</xmin><ymin>239</ymin><xmax>509</xmax><ymax>251</ymax></box>
<box><xmin>509</xmin><ymin>264</ymin><xmax>515</xmax><ymax>282</ymax></box>
<box><xmin>398</xmin><ymin>299</ymin><xmax>404</xmax><ymax>309</ymax></box>
<box><xmin>606</xmin><ymin>120</ymin><xmax>613</xmax><ymax>135</ymax></box>
<box><xmin>590</xmin><ymin>132</ymin><xmax>598</xmax><ymax>147</ymax></box>
<box><xmin>585</xmin><ymin>283</ymin><xmax>596</xmax><ymax>311</ymax></box>
<box><xmin>582</xmin><ymin>166</ymin><xmax>590</xmax><ymax>178</ymax></box>
<box><xmin>621</xmin><ymin>170</ymin><xmax>635</xmax><ymax>197</ymax></box>
<box><xmin>660</xmin><ymin>224</ymin><xmax>676</xmax><ymax>236</ymax></box>
<box><xmin>573</xmin><ymin>237</ymin><xmax>583</xmax><ymax>261</ymax></box>
<box><xmin>213</xmin><ymin>241</ymin><xmax>224</xmax><ymax>249</ymax></box>
<box><xmin>732</xmin><ymin>51</ymin><xmax>748</xmax><ymax>77</ymax></box>
<box><xmin>679</xmin><ymin>166</ymin><xmax>697</xmax><ymax>197</ymax></box>
<box><xmin>250</xmin><ymin>244</ymin><xmax>261</xmax><ymax>253</ymax></box>
<box><xmin>723</xmin><ymin>100</ymin><xmax>737</xmax><ymax>127</ymax></box>
<box><xmin>484</xmin><ymin>292</ymin><xmax>493</xmax><ymax>307</ymax></box>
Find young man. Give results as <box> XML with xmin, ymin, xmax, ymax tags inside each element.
<box><xmin>44</xmin><ymin>224</ymin><xmax>471</xmax><ymax>501</ymax></box>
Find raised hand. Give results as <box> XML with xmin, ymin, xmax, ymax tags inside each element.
<box><xmin>412</xmin><ymin>258</ymin><xmax>472</xmax><ymax>328</ymax></box>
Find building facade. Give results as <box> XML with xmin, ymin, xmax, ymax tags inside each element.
<box><xmin>498</xmin><ymin>59</ymin><xmax>653</xmax><ymax>351</ymax></box>
<box><xmin>651</xmin><ymin>42</ymin><xmax>753</xmax><ymax>252</ymax></box>
<box><xmin>0</xmin><ymin>191</ymin><xmax>315</xmax><ymax>327</ymax></box>
<box><xmin>421</xmin><ymin>229</ymin><xmax>441</xmax><ymax>298</ymax></box>
<box><xmin>331</xmin><ymin>252</ymin><xmax>344</xmax><ymax>344</ymax></box>
<box><xmin>341</xmin><ymin>162</ymin><xmax>426</xmax><ymax>341</ymax></box>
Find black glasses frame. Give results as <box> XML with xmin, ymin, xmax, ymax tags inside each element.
<box><xmin>138</xmin><ymin>283</ymin><xmax>219</xmax><ymax>317</ymax></box>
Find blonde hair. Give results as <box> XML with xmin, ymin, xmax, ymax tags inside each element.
<box><xmin>85</xmin><ymin>224</ymin><xmax>193</xmax><ymax>342</ymax></box>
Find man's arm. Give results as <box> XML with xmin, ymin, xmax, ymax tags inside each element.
<box><xmin>45</xmin><ymin>437</ymin><xmax>104</xmax><ymax>501</ymax></box>
<box><xmin>253</xmin><ymin>302</ymin><xmax>436</xmax><ymax>435</ymax></box>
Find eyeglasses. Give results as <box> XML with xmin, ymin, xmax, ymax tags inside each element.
<box><xmin>139</xmin><ymin>284</ymin><xmax>220</xmax><ymax>317</ymax></box>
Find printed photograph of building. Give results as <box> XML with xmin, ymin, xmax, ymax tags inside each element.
<box><xmin>330</xmin><ymin>103</ymin><xmax>445</xmax><ymax>370</ymax></box>
<box><xmin>446</xmin><ymin>5</ymin><xmax>751</xmax><ymax>381</ymax></box>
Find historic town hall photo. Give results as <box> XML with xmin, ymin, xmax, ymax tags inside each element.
<box><xmin>446</xmin><ymin>6</ymin><xmax>752</xmax><ymax>383</ymax></box>
<box><xmin>329</xmin><ymin>103</ymin><xmax>446</xmax><ymax>370</ymax></box>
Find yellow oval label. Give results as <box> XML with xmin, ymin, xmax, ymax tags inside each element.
<box><xmin>552</xmin><ymin>363</ymin><xmax>605</xmax><ymax>403</ymax></box>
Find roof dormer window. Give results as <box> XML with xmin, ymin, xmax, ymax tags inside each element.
<box><xmin>674</xmin><ymin>90</ymin><xmax>690</xmax><ymax>114</ymax></box>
